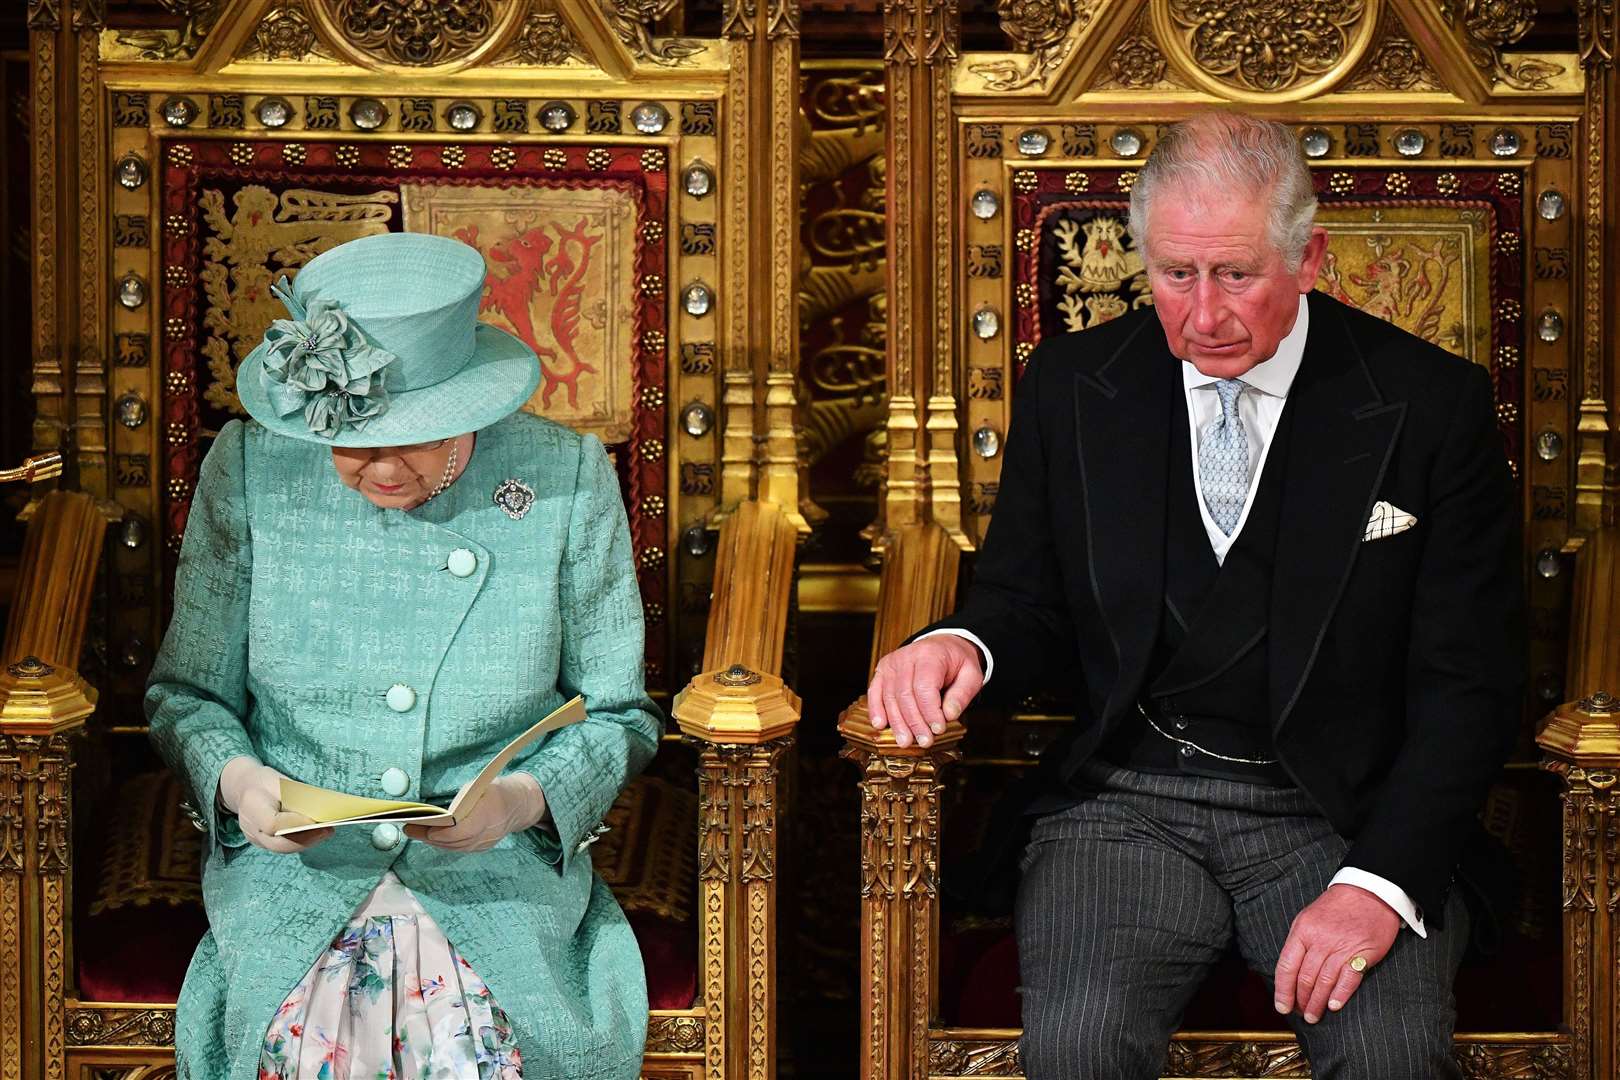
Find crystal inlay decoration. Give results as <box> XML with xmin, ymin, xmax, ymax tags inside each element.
<box><xmin>1537</xmin><ymin>189</ymin><xmax>1567</xmax><ymax>220</ymax></box>
<box><xmin>160</xmin><ymin>97</ymin><xmax>197</xmax><ymax>127</ymax></box>
<box><xmin>1490</xmin><ymin>128</ymin><xmax>1522</xmax><ymax>157</ymax></box>
<box><xmin>1535</xmin><ymin>430</ymin><xmax>1563</xmax><ymax>462</ymax></box>
<box><xmin>631</xmin><ymin>103</ymin><xmax>669</xmax><ymax>134</ymax></box>
<box><xmin>1017</xmin><ymin>128</ymin><xmax>1050</xmax><ymax>156</ymax></box>
<box><xmin>682</xmin><ymin>282</ymin><xmax>713</xmax><ymax>317</ymax></box>
<box><xmin>1393</xmin><ymin>129</ymin><xmax>1426</xmax><ymax>157</ymax></box>
<box><xmin>683</xmin><ymin>524</ymin><xmax>711</xmax><ymax>557</ymax></box>
<box><xmin>349</xmin><ymin>98</ymin><xmax>387</xmax><ymax>131</ymax></box>
<box><xmin>681</xmin><ymin>402</ymin><xmax>714</xmax><ymax>438</ymax></box>
<box><xmin>116</xmin><ymin>154</ymin><xmax>149</xmax><ymax>191</ymax></box>
<box><xmin>1111</xmin><ymin>129</ymin><xmax>1144</xmax><ymax>157</ymax></box>
<box><xmin>256</xmin><ymin>96</ymin><xmax>292</xmax><ymax>128</ymax></box>
<box><xmin>683</xmin><ymin>162</ymin><xmax>714</xmax><ymax>198</ymax></box>
<box><xmin>970</xmin><ymin>189</ymin><xmax>1000</xmax><ymax>220</ymax></box>
<box><xmin>1535</xmin><ymin>549</ymin><xmax>1562</xmax><ymax>579</ymax></box>
<box><xmin>117</xmin><ymin>274</ymin><xmax>148</xmax><ymax>310</ymax></box>
<box><xmin>972</xmin><ymin>306</ymin><xmax>1000</xmax><ymax>340</ymax></box>
<box><xmin>120</xmin><ymin>516</ymin><xmax>147</xmax><ymax>550</ymax></box>
<box><xmin>1300</xmin><ymin>129</ymin><xmax>1331</xmax><ymax>158</ymax></box>
<box><xmin>115</xmin><ymin>392</ymin><xmax>148</xmax><ymax>429</ymax></box>
<box><xmin>1537</xmin><ymin>309</ymin><xmax>1564</xmax><ymax>342</ymax></box>
<box><xmin>446</xmin><ymin>102</ymin><xmax>481</xmax><ymax>132</ymax></box>
<box><xmin>972</xmin><ymin>425</ymin><xmax>1001</xmax><ymax>458</ymax></box>
<box><xmin>539</xmin><ymin>101</ymin><xmax>576</xmax><ymax>132</ymax></box>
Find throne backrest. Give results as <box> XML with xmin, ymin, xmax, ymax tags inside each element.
<box><xmin>74</xmin><ymin>0</ymin><xmax>806</xmax><ymax>725</ymax></box>
<box><xmin>881</xmin><ymin>1</ymin><xmax>1597</xmax><ymax>735</ymax></box>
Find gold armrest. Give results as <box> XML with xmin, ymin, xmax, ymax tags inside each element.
<box><xmin>675</xmin><ymin>500</ymin><xmax>803</xmax><ymax>745</ymax></box>
<box><xmin>0</xmin><ymin>452</ymin><xmax>63</xmax><ymax>486</ymax></box>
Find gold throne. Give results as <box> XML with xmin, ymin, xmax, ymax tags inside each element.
<box><xmin>5</xmin><ymin>2</ymin><xmax>811</xmax><ymax>1079</ymax></box>
<box><xmin>840</xmin><ymin>1</ymin><xmax>1620</xmax><ymax>1077</ymax></box>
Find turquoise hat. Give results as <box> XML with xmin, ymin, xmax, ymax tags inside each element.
<box><xmin>236</xmin><ymin>232</ymin><xmax>541</xmax><ymax>447</ymax></box>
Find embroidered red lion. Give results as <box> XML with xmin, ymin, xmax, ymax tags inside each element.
<box><xmin>456</xmin><ymin>217</ymin><xmax>601</xmax><ymax>409</ymax></box>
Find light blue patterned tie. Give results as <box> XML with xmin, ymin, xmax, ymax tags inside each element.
<box><xmin>1199</xmin><ymin>379</ymin><xmax>1250</xmax><ymax>536</ymax></box>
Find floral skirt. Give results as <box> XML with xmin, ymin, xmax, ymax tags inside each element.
<box><xmin>258</xmin><ymin>871</ymin><xmax>523</xmax><ymax>1080</ymax></box>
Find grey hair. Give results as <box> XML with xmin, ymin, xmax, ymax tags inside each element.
<box><xmin>1127</xmin><ymin>111</ymin><xmax>1319</xmax><ymax>272</ymax></box>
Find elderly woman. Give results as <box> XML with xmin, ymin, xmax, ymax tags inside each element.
<box><xmin>147</xmin><ymin>232</ymin><xmax>660</xmax><ymax>1080</ymax></box>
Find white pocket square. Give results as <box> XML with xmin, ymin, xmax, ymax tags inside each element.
<box><xmin>1364</xmin><ymin>501</ymin><xmax>1417</xmax><ymax>542</ymax></box>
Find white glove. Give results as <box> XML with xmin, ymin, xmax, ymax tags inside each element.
<box><xmin>405</xmin><ymin>774</ymin><xmax>548</xmax><ymax>853</ymax></box>
<box><xmin>217</xmin><ymin>755</ymin><xmax>332</xmax><ymax>854</ymax></box>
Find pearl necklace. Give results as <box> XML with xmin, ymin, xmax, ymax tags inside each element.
<box><xmin>424</xmin><ymin>438</ymin><xmax>460</xmax><ymax>502</ymax></box>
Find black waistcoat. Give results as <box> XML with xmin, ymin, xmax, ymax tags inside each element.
<box><xmin>1099</xmin><ymin>389</ymin><xmax>1296</xmax><ymax>785</ymax></box>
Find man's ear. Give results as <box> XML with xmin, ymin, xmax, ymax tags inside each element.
<box><xmin>1296</xmin><ymin>226</ymin><xmax>1329</xmax><ymax>290</ymax></box>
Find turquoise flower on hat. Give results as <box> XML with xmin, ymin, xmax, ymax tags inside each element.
<box><xmin>259</xmin><ymin>277</ymin><xmax>397</xmax><ymax>440</ymax></box>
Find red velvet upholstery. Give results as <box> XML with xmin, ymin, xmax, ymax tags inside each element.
<box><xmin>75</xmin><ymin>770</ymin><xmax>699</xmax><ymax>1010</ymax></box>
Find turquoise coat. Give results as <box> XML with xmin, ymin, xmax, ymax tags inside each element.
<box><xmin>146</xmin><ymin>413</ymin><xmax>662</xmax><ymax>1080</ymax></box>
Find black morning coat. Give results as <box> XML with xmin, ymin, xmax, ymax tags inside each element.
<box><xmin>926</xmin><ymin>290</ymin><xmax>1526</xmax><ymax>928</ymax></box>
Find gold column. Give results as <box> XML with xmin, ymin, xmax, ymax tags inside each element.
<box><xmin>880</xmin><ymin>0</ymin><xmax>965</xmax><ymax>551</ymax></box>
<box><xmin>838</xmin><ymin>523</ymin><xmax>963</xmax><ymax>1080</ymax></box>
<box><xmin>718</xmin><ymin>0</ymin><xmax>807</xmax><ymax>529</ymax></box>
<box><xmin>673</xmin><ymin>498</ymin><xmax>803</xmax><ymax>1080</ymax></box>
<box><xmin>1577</xmin><ymin>0</ymin><xmax>1618</xmax><ymax>532</ymax></box>
<box><xmin>0</xmin><ymin>656</ymin><xmax>97</xmax><ymax>1080</ymax></box>
<box><xmin>1540</xmin><ymin>524</ymin><xmax>1620</xmax><ymax>1080</ymax></box>
<box><xmin>26</xmin><ymin>1</ymin><xmax>69</xmax><ymax>482</ymax></box>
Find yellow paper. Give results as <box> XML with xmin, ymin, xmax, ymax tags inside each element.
<box><xmin>272</xmin><ymin>695</ymin><xmax>586</xmax><ymax>836</ymax></box>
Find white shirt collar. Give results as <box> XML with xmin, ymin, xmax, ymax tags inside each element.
<box><xmin>1180</xmin><ymin>293</ymin><xmax>1309</xmax><ymax>399</ymax></box>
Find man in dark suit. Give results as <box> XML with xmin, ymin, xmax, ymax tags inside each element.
<box><xmin>866</xmin><ymin>111</ymin><xmax>1522</xmax><ymax>1078</ymax></box>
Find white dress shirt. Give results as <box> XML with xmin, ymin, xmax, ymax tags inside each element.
<box><xmin>923</xmin><ymin>295</ymin><xmax>1427</xmax><ymax>935</ymax></box>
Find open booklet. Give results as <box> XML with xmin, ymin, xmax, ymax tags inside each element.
<box><xmin>270</xmin><ymin>695</ymin><xmax>586</xmax><ymax>836</ymax></box>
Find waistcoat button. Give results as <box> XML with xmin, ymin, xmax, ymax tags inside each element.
<box><xmin>370</xmin><ymin>823</ymin><xmax>402</xmax><ymax>850</ymax></box>
<box><xmin>386</xmin><ymin>684</ymin><xmax>417</xmax><ymax>712</ymax></box>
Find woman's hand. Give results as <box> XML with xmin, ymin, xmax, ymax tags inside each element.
<box><xmin>405</xmin><ymin>774</ymin><xmax>548</xmax><ymax>853</ymax></box>
<box><xmin>217</xmin><ymin>755</ymin><xmax>333</xmax><ymax>854</ymax></box>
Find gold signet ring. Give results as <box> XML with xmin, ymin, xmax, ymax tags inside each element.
<box><xmin>1348</xmin><ymin>955</ymin><xmax>1368</xmax><ymax>973</ymax></box>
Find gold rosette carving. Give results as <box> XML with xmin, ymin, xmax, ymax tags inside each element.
<box><xmin>1152</xmin><ymin>0</ymin><xmax>1382</xmax><ymax>101</ymax></box>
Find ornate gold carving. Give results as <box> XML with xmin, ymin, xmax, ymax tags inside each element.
<box><xmin>239</xmin><ymin>2</ymin><xmax>331</xmax><ymax>62</ymax></box>
<box><xmin>509</xmin><ymin>11</ymin><xmax>586</xmax><ymax>65</ymax></box>
<box><xmin>1161</xmin><ymin>0</ymin><xmax>1373</xmax><ymax>96</ymax></box>
<box><xmin>328</xmin><ymin>0</ymin><xmax>496</xmax><ymax>66</ymax></box>
<box><xmin>1343</xmin><ymin>17</ymin><xmax>1445</xmax><ymax>91</ymax></box>
<box><xmin>644</xmin><ymin>1013</ymin><xmax>705</xmax><ymax>1055</ymax></box>
<box><xmin>1440</xmin><ymin>0</ymin><xmax>1567</xmax><ymax>89</ymax></box>
<box><xmin>113</xmin><ymin>0</ymin><xmax>223</xmax><ymax>60</ymax></box>
<box><xmin>927</xmin><ymin>1038</ymin><xmax>1023</xmax><ymax>1076</ymax></box>
<box><xmin>31</xmin><ymin>29</ymin><xmax>65</xmax><ymax>473</ymax></box>
<box><xmin>920</xmin><ymin>1035</ymin><xmax>1573</xmax><ymax>1077</ymax></box>
<box><xmin>1580</xmin><ymin>0</ymin><xmax>1617</xmax><ymax>68</ymax></box>
<box><xmin>1093</xmin><ymin>14</ymin><xmax>1182</xmax><ymax>90</ymax></box>
<box><xmin>967</xmin><ymin>0</ymin><xmax>1085</xmax><ymax>91</ymax></box>
<box><xmin>599</xmin><ymin>0</ymin><xmax>702</xmax><ymax>65</ymax></box>
<box><xmin>28</xmin><ymin>0</ymin><xmax>62</xmax><ymax>31</ymax></box>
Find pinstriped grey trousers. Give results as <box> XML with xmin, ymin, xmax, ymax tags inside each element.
<box><xmin>1015</xmin><ymin>760</ymin><xmax>1469</xmax><ymax>1080</ymax></box>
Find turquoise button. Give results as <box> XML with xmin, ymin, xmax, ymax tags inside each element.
<box><xmin>385</xmin><ymin>684</ymin><xmax>416</xmax><ymax>712</ymax></box>
<box><xmin>447</xmin><ymin>548</ymin><xmax>477</xmax><ymax>578</ymax></box>
<box><xmin>380</xmin><ymin>767</ymin><xmax>409</xmax><ymax>797</ymax></box>
<box><xmin>370</xmin><ymin>823</ymin><xmax>401</xmax><ymax>850</ymax></box>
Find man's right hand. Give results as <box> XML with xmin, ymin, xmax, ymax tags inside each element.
<box><xmin>867</xmin><ymin>635</ymin><xmax>985</xmax><ymax>748</ymax></box>
<box><xmin>217</xmin><ymin>755</ymin><xmax>332</xmax><ymax>854</ymax></box>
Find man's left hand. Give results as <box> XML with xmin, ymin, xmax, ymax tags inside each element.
<box><xmin>1273</xmin><ymin>883</ymin><xmax>1400</xmax><ymax>1024</ymax></box>
<box><xmin>404</xmin><ymin>774</ymin><xmax>548</xmax><ymax>852</ymax></box>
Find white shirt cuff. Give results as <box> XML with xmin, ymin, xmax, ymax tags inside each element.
<box><xmin>1330</xmin><ymin>867</ymin><xmax>1427</xmax><ymax>938</ymax></box>
<box><xmin>915</xmin><ymin>628</ymin><xmax>994</xmax><ymax>685</ymax></box>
